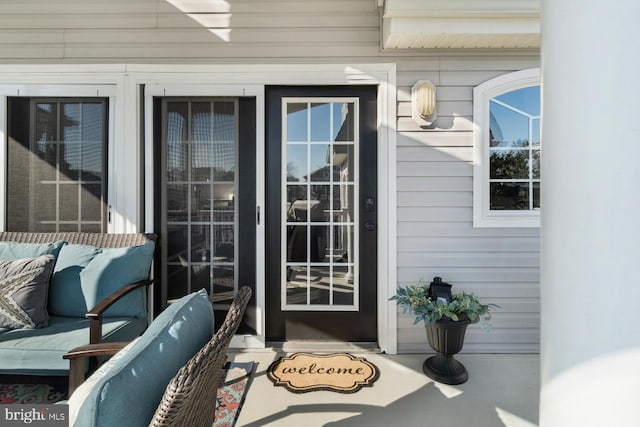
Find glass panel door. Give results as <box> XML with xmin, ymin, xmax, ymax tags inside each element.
<box><xmin>265</xmin><ymin>86</ymin><xmax>377</xmax><ymax>342</ymax></box>
<box><xmin>161</xmin><ymin>99</ymin><xmax>238</xmax><ymax>305</ymax></box>
<box><xmin>283</xmin><ymin>98</ymin><xmax>358</xmax><ymax>310</ymax></box>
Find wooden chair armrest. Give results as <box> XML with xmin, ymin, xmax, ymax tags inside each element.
<box><xmin>64</xmin><ymin>342</ymin><xmax>129</xmax><ymax>360</ymax></box>
<box><xmin>64</xmin><ymin>342</ymin><xmax>129</xmax><ymax>395</ymax></box>
<box><xmin>86</xmin><ymin>279</ymin><xmax>156</xmax><ymax>344</ymax></box>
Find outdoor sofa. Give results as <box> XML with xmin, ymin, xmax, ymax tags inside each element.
<box><xmin>0</xmin><ymin>232</ymin><xmax>156</xmax><ymax>380</ymax></box>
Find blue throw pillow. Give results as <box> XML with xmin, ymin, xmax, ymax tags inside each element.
<box><xmin>80</xmin><ymin>241</ymin><xmax>155</xmax><ymax>318</ymax></box>
<box><xmin>48</xmin><ymin>244</ymin><xmax>102</xmax><ymax>317</ymax></box>
<box><xmin>0</xmin><ymin>241</ymin><xmax>65</xmax><ymax>261</ymax></box>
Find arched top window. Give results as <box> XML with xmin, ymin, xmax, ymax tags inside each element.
<box><xmin>473</xmin><ymin>68</ymin><xmax>541</xmax><ymax>228</ymax></box>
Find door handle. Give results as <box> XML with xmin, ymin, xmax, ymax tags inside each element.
<box><xmin>364</xmin><ymin>220</ymin><xmax>376</xmax><ymax>231</ymax></box>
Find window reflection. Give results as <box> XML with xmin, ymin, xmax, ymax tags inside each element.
<box><xmin>310</xmin><ymin>103</ymin><xmax>331</xmax><ymax>142</ymax></box>
<box><xmin>490</xmin><ymin>183</ymin><xmax>529</xmax><ymax>210</ymax></box>
<box><xmin>8</xmin><ymin>99</ymin><xmax>106</xmax><ymax>232</ymax></box>
<box><xmin>284</xmin><ymin>100</ymin><xmax>357</xmax><ymax>308</ymax></box>
<box><xmin>287</xmin><ymin>103</ymin><xmax>307</xmax><ymax>141</ymax></box>
<box><xmin>286</xmin><ymin>145</ymin><xmax>307</xmax><ymax>182</ymax></box>
<box><xmin>488</xmin><ymin>86</ymin><xmax>541</xmax><ymax>212</ymax></box>
<box><xmin>334</xmin><ymin>102</ymin><xmax>354</xmax><ymax>141</ymax></box>
<box><xmin>490</xmin><ymin>150</ymin><xmax>529</xmax><ymax>179</ymax></box>
<box><xmin>490</xmin><ymin>102</ymin><xmax>529</xmax><ymax>148</ymax></box>
<box><xmin>163</xmin><ymin>99</ymin><xmax>238</xmax><ymax>304</ymax></box>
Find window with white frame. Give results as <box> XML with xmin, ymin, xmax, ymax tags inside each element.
<box><xmin>473</xmin><ymin>69</ymin><xmax>541</xmax><ymax>228</ymax></box>
<box><xmin>6</xmin><ymin>98</ymin><xmax>108</xmax><ymax>232</ymax></box>
<box><xmin>1</xmin><ymin>84</ymin><xmax>115</xmax><ymax>232</ymax></box>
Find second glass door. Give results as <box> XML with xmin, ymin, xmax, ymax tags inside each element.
<box><xmin>161</xmin><ymin>98</ymin><xmax>239</xmax><ymax>306</ymax></box>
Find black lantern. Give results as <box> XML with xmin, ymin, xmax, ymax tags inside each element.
<box><xmin>428</xmin><ymin>277</ymin><xmax>452</xmax><ymax>304</ymax></box>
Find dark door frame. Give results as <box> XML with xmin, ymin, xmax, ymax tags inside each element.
<box><xmin>265</xmin><ymin>85</ymin><xmax>378</xmax><ymax>343</ymax></box>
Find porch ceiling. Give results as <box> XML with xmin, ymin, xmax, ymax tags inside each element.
<box><xmin>380</xmin><ymin>0</ymin><xmax>540</xmax><ymax>50</ymax></box>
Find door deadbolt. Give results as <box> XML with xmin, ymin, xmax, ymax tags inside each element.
<box><xmin>365</xmin><ymin>197</ymin><xmax>375</xmax><ymax>212</ymax></box>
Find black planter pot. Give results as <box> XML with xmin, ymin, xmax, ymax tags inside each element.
<box><xmin>423</xmin><ymin>317</ymin><xmax>472</xmax><ymax>385</ymax></box>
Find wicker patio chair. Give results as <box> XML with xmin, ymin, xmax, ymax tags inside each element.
<box><xmin>149</xmin><ymin>286</ymin><xmax>252</xmax><ymax>427</ymax></box>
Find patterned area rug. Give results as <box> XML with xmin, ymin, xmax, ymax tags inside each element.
<box><xmin>267</xmin><ymin>353</ymin><xmax>379</xmax><ymax>394</ymax></box>
<box><xmin>0</xmin><ymin>362</ymin><xmax>254</xmax><ymax>426</ymax></box>
<box><xmin>0</xmin><ymin>383</ymin><xmax>67</xmax><ymax>404</ymax></box>
<box><xmin>215</xmin><ymin>361</ymin><xmax>255</xmax><ymax>427</ymax></box>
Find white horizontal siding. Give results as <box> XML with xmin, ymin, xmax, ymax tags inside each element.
<box><xmin>398</xmin><ymin>162</ymin><xmax>472</xmax><ymax>177</ymax></box>
<box><xmin>397</xmin><ymin>117</ymin><xmax>474</xmax><ymax>132</ymax></box>
<box><xmin>397</xmin><ymin>222</ymin><xmax>539</xmax><ymax>238</ymax></box>
<box><xmin>61</xmin><ymin>43</ymin><xmax>383</xmax><ymax>60</ymax></box>
<box><xmin>61</xmin><ymin>28</ymin><xmax>380</xmax><ymax>45</ymax></box>
<box><xmin>396</xmin><ymin>57</ymin><xmax>540</xmax><ymax>353</ymax></box>
<box><xmin>0</xmin><ymin>30</ymin><xmax>65</xmax><ymax>43</ymax></box>
<box><xmin>398</xmin><ymin>267</ymin><xmax>540</xmax><ymax>283</ymax></box>
<box><xmin>156</xmin><ymin>13</ymin><xmax>379</xmax><ymax>29</ymax></box>
<box><xmin>399</xmin><ymin>208</ymin><xmax>475</xmax><ymax>223</ymax></box>
<box><xmin>399</xmin><ymin>313</ymin><xmax>540</xmax><ymax>331</ymax></box>
<box><xmin>397</xmin><ymin>147</ymin><xmax>473</xmax><ymax>162</ymax></box>
<box><xmin>399</xmin><ymin>327</ymin><xmax>540</xmax><ymax>353</ymax></box>
<box><xmin>398</xmin><ymin>191</ymin><xmax>472</xmax><ymax>207</ymax></box>
<box><xmin>398</xmin><ymin>252</ymin><xmax>540</xmax><ymax>268</ymax></box>
<box><xmin>399</xmin><ymin>237</ymin><xmax>539</xmax><ymax>252</ymax></box>
<box><xmin>0</xmin><ymin>14</ymin><xmax>158</xmax><ymax>29</ymax></box>
<box><xmin>0</xmin><ymin>45</ymin><xmax>65</xmax><ymax>59</ymax></box>
<box><xmin>398</xmin><ymin>100</ymin><xmax>472</xmax><ymax>117</ymax></box>
<box><xmin>156</xmin><ymin>0</ymin><xmax>373</xmax><ymax>14</ymax></box>
<box><xmin>399</xmin><ymin>176</ymin><xmax>472</xmax><ymax>191</ymax></box>
<box><xmin>0</xmin><ymin>0</ymin><xmax>380</xmax><ymax>61</ymax></box>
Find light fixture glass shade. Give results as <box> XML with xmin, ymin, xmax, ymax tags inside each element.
<box><xmin>412</xmin><ymin>80</ymin><xmax>437</xmax><ymax>124</ymax></box>
<box><xmin>413</xmin><ymin>80</ymin><xmax>436</xmax><ymax>117</ymax></box>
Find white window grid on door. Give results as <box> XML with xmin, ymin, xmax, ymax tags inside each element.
<box><xmin>281</xmin><ymin>97</ymin><xmax>360</xmax><ymax>312</ymax></box>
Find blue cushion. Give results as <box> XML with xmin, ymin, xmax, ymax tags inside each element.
<box><xmin>0</xmin><ymin>240</ymin><xmax>65</xmax><ymax>261</ymax></box>
<box><xmin>74</xmin><ymin>241</ymin><xmax>154</xmax><ymax>319</ymax></box>
<box><xmin>0</xmin><ymin>315</ymin><xmax>147</xmax><ymax>376</ymax></box>
<box><xmin>69</xmin><ymin>290</ymin><xmax>214</xmax><ymax>427</ymax></box>
<box><xmin>48</xmin><ymin>244</ymin><xmax>102</xmax><ymax>317</ymax></box>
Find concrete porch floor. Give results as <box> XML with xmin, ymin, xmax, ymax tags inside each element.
<box><xmin>229</xmin><ymin>350</ymin><xmax>540</xmax><ymax>427</ymax></box>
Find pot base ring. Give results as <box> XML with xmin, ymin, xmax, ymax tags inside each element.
<box><xmin>422</xmin><ymin>354</ymin><xmax>468</xmax><ymax>385</ymax></box>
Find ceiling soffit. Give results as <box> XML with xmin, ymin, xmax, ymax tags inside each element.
<box><xmin>381</xmin><ymin>0</ymin><xmax>540</xmax><ymax>49</ymax></box>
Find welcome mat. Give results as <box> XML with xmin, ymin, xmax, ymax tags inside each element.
<box><xmin>214</xmin><ymin>361</ymin><xmax>255</xmax><ymax>427</ymax></box>
<box><xmin>0</xmin><ymin>383</ymin><xmax>66</xmax><ymax>404</ymax></box>
<box><xmin>267</xmin><ymin>352</ymin><xmax>379</xmax><ymax>394</ymax></box>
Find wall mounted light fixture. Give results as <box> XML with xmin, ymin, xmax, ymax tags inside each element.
<box><xmin>412</xmin><ymin>80</ymin><xmax>437</xmax><ymax>125</ymax></box>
